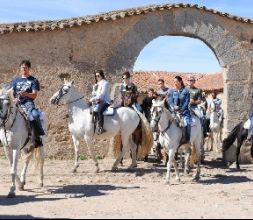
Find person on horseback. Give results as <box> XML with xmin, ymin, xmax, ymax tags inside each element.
<box><xmin>168</xmin><ymin>76</ymin><xmax>191</xmax><ymax>144</ymax></box>
<box><xmin>90</xmin><ymin>70</ymin><xmax>111</xmax><ymax>135</ymax></box>
<box><xmin>187</xmin><ymin>76</ymin><xmax>207</xmax><ymax>138</ymax></box>
<box><xmin>209</xmin><ymin>91</ymin><xmax>224</xmax><ymax>123</ymax></box>
<box><xmin>157</xmin><ymin>79</ymin><xmax>170</xmax><ymax>100</ymax></box>
<box><xmin>10</xmin><ymin>60</ymin><xmax>45</xmax><ymax>147</ymax></box>
<box><xmin>141</xmin><ymin>88</ymin><xmax>157</xmax><ymax>122</ymax></box>
<box><xmin>120</xmin><ymin>71</ymin><xmax>142</xmax><ymax>112</ymax></box>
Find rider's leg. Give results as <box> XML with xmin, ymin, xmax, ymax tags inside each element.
<box><xmin>97</xmin><ymin>102</ymin><xmax>109</xmax><ymax>135</ymax></box>
<box><xmin>24</xmin><ymin>101</ymin><xmax>44</xmax><ymax>147</ymax></box>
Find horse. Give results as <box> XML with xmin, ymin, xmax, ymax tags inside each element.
<box><xmin>207</xmin><ymin>101</ymin><xmax>223</xmax><ymax>152</ymax></box>
<box><xmin>50</xmin><ymin>79</ymin><xmax>141</xmax><ymax>172</ymax></box>
<box><xmin>150</xmin><ymin>99</ymin><xmax>202</xmax><ymax>185</ymax></box>
<box><xmin>0</xmin><ymin>88</ymin><xmax>46</xmax><ymax>198</ymax></box>
<box><xmin>222</xmin><ymin>122</ymin><xmax>253</xmax><ymax>169</ymax></box>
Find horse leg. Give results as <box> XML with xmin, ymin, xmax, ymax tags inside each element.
<box><xmin>165</xmin><ymin>148</ymin><xmax>176</xmax><ymax>185</ymax></box>
<box><xmin>184</xmin><ymin>147</ymin><xmax>191</xmax><ymax>175</ymax></box>
<box><xmin>173</xmin><ymin>159</ymin><xmax>180</xmax><ymax>183</ymax></box>
<box><xmin>8</xmin><ymin>149</ymin><xmax>19</xmax><ymax>198</ymax></box>
<box><xmin>36</xmin><ymin>147</ymin><xmax>45</xmax><ymax>188</ymax></box>
<box><xmin>210</xmin><ymin>131</ymin><xmax>214</xmax><ymax>151</ymax></box>
<box><xmin>129</xmin><ymin>137</ymin><xmax>137</xmax><ymax>169</ymax></box>
<box><xmin>192</xmin><ymin>144</ymin><xmax>201</xmax><ymax>182</ymax></box>
<box><xmin>236</xmin><ymin>139</ymin><xmax>242</xmax><ymax>170</ymax></box>
<box><xmin>19</xmin><ymin>156</ymin><xmax>31</xmax><ymax>191</ymax></box>
<box><xmin>112</xmin><ymin>135</ymin><xmax>129</xmax><ymax>171</ymax></box>
<box><xmin>84</xmin><ymin>135</ymin><xmax>99</xmax><ymax>173</ymax></box>
<box><xmin>71</xmin><ymin>135</ymin><xmax>80</xmax><ymax>173</ymax></box>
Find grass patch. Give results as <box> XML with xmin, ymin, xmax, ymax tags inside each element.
<box><xmin>95</xmin><ymin>155</ymin><xmax>103</xmax><ymax>160</ymax></box>
<box><xmin>0</xmin><ymin>155</ymin><xmax>7</xmax><ymax>160</ymax></box>
<box><xmin>79</xmin><ymin>154</ymin><xmax>88</xmax><ymax>161</ymax></box>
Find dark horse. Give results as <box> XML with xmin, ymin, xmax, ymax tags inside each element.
<box><xmin>222</xmin><ymin>122</ymin><xmax>253</xmax><ymax>169</ymax></box>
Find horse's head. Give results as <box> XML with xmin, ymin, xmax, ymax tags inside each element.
<box><xmin>150</xmin><ymin>99</ymin><xmax>166</xmax><ymax>131</ymax></box>
<box><xmin>50</xmin><ymin>79</ymin><xmax>74</xmax><ymax>105</ymax></box>
<box><xmin>0</xmin><ymin>88</ymin><xmax>13</xmax><ymax>127</ymax></box>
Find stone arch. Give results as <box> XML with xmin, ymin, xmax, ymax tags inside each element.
<box><xmin>106</xmin><ymin>8</ymin><xmax>252</xmax><ymax>133</ymax></box>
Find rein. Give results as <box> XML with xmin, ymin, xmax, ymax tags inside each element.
<box><xmin>57</xmin><ymin>96</ymin><xmax>85</xmax><ymax>107</ymax></box>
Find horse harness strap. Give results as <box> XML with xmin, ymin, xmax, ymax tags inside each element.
<box><xmin>57</xmin><ymin>96</ymin><xmax>85</xmax><ymax>107</ymax></box>
<box><xmin>160</xmin><ymin>121</ymin><xmax>171</xmax><ymax>135</ymax></box>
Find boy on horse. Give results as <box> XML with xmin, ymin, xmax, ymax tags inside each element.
<box><xmin>10</xmin><ymin>60</ymin><xmax>45</xmax><ymax>147</ymax></box>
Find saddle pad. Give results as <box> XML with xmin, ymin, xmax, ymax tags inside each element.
<box><xmin>103</xmin><ymin>107</ymin><xmax>115</xmax><ymax>116</ymax></box>
<box><xmin>244</xmin><ymin>119</ymin><xmax>251</xmax><ymax>130</ymax></box>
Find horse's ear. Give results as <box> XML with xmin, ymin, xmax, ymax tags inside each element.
<box><xmin>152</xmin><ymin>99</ymin><xmax>156</xmax><ymax>106</ymax></box>
<box><xmin>63</xmin><ymin>78</ymin><xmax>67</xmax><ymax>84</ymax></box>
<box><xmin>71</xmin><ymin>80</ymin><xmax>74</xmax><ymax>85</ymax></box>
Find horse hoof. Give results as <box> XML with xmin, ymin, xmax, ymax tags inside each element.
<box><xmin>111</xmin><ymin>167</ymin><xmax>118</xmax><ymax>172</ymax></box>
<box><xmin>184</xmin><ymin>169</ymin><xmax>190</xmax><ymax>175</ymax></box>
<box><xmin>72</xmin><ymin>169</ymin><xmax>77</xmax><ymax>174</ymax></box>
<box><xmin>176</xmin><ymin>177</ymin><xmax>181</xmax><ymax>183</ymax></box>
<box><xmin>7</xmin><ymin>192</ymin><xmax>16</xmax><ymax>198</ymax></box>
<box><xmin>192</xmin><ymin>176</ymin><xmax>200</xmax><ymax>182</ymax></box>
<box><xmin>39</xmin><ymin>183</ymin><xmax>44</xmax><ymax>188</ymax></box>
<box><xmin>165</xmin><ymin>180</ymin><xmax>170</xmax><ymax>185</ymax></box>
<box><xmin>128</xmin><ymin>164</ymin><xmax>137</xmax><ymax>169</ymax></box>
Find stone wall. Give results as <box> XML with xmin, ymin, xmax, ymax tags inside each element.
<box><xmin>0</xmin><ymin>4</ymin><xmax>252</xmax><ymax>159</ymax></box>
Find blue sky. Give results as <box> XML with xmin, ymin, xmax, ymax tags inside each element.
<box><xmin>0</xmin><ymin>0</ymin><xmax>252</xmax><ymax>73</ymax></box>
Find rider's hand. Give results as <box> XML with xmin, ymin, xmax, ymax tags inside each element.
<box><xmin>14</xmin><ymin>98</ymin><xmax>19</xmax><ymax>105</ymax></box>
<box><xmin>174</xmin><ymin>106</ymin><xmax>180</xmax><ymax>111</ymax></box>
<box><xmin>190</xmin><ymin>99</ymin><xmax>195</xmax><ymax>104</ymax></box>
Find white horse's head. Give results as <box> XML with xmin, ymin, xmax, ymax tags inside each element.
<box><xmin>150</xmin><ymin>99</ymin><xmax>166</xmax><ymax>131</ymax></box>
<box><xmin>50</xmin><ymin>79</ymin><xmax>74</xmax><ymax>105</ymax></box>
<box><xmin>0</xmin><ymin>88</ymin><xmax>13</xmax><ymax>127</ymax></box>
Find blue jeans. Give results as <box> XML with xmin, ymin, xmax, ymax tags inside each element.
<box><xmin>21</xmin><ymin>101</ymin><xmax>45</xmax><ymax>136</ymax></box>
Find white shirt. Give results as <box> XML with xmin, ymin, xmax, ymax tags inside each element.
<box><xmin>91</xmin><ymin>79</ymin><xmax>111</xmax><ymax>103</ymax></box>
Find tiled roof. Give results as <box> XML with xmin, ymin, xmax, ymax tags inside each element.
<box><xmin>0</xmin><ymin>3</ymin><xmax>252</xmax><ymax>35</ymax></box>
<box><xmin>133</xmin><ymin>71</ymin><xmax>223</xmax><ymax>93</ymax></box>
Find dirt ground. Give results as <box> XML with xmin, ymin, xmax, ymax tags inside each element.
<box><xmin>0</xmin><ymin>151</ymin><xmax>253</xmax><ymax>219</ymax></box>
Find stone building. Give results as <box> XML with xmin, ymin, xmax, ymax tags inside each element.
<box><xmin>0</xmin><ymin>3</ymin><xmax>252</xmax><ymax>159</ymax></box>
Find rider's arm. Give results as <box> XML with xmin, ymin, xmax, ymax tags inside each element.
<box><xmin>20</xmin><ymin>90</ymin><xmax>38</xmax><ymax>100</ymax></box>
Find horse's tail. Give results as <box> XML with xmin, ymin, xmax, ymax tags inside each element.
<box><xmin>135</xmin><ymin>111</ymin><xmax>153</xmax><ymax>160</ymax></box>
<box><xmin>20</xmin><ymin>146</ymin><xmax>45</xmax><ymax>173</ymax></box>
<box><xmin>112</xmin><ymin>133</ymin><xmax>122</xmax><ymax>159</ymax></box>
<box><xmin>222</xmin><ymin>122</ymin><xmax>242</xmax><ymax>152</ymax></box>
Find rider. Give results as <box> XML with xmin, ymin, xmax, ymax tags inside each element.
<box><xmin>120</xmin><ymin>71</ymin><xmax>142</xmax><ymax>112</ymax></box>
<box><xmin>90</xmin><ymin>70</ymin><xmax>111</xmax><ymax>135</ymax></box>
<box><xmin>209</xmin><ymin>91</ymin><xmax>223</xmax><ymax>123</ymax></box>
<box><xmin>168</xmin><ymin>76</ymin><xmax>191</xmax><ymax>144</ymax></box>
<box><xmin>10</xmin><ymin>60</ymin><xmax>45</xmax><ymax>147</ymax></box>
<box><xmin>157</xmin><ymin>79</ymin><xmax>170</xmax><ymax>101</ymax></box>
<box><xmin>187</xmin><ymin>76</ymin><xmax>207</xmax><ymax>137</ymax></box>
<box><xmin>141</xmin><ymin>88</ymin><xmax>157</xmax><ymax>122</ymax></box>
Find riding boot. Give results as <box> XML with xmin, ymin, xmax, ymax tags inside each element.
<box><xmin>30</xmin><ymin>120</ymin><xmax>44</xmax><ymax>148</ymax></box>
<box><xmin>97</xmin><ymin>112</ymin><xmax>106</xmax><ymax>135</ymax></box>
<box><xmin>185</xmin><ymin>124</ymin><xmax>191</xmax><ymax>144</ymax></box>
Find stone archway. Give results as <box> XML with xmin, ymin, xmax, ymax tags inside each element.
<box><xmin>106</xmin><ymin>8</ymin><xmax>253</xmax><ymax>133</ymax></box>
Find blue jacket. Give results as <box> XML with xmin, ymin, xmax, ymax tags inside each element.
<box><xmin>168</xmin><ymin>87</ymin><xmax>190</xmax><ymax>116</ymax></box>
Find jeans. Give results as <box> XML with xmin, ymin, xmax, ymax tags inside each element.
<box><xmin>21</xmin><ymin>101</ymin><xmax>45</xmax><ymax>136</ymax></box>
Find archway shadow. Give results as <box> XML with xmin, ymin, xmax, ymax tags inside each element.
<box><xmin>48</xmin><ymin>184</ymin><xmax>140</xmax><ymax>198</ymax></box>
<box><xmin>199</xmin><ymin>174</ymin><xmax>253</xmax><ymax>185</ymax></box>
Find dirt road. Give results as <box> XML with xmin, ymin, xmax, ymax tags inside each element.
<box><xmin>0</xmin><ymin>152</ymin><xmax>253</xmax><ymax>219</ymax></box>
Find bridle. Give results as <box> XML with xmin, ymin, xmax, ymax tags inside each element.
<box><xmin>53</xmin><ymin>85</ymin><xmax>84</xmax><ymax>107</ymax></box>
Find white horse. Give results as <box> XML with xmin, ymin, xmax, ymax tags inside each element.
<box><xmin>50</xmin><ymin>80</ymin><xmax>140</xmax><ymax>172</ymax></box>
<box><xmin>150</xmin><ymin>99</ymin><xmax>202</xmax><ymax>185</ymax></box>
<box><xmin>207</xmin><ymin>101</ymin><xmax>223</xmax><ymax>152</ymax></box>
<box><xmin>0</xmin><ymin>88</ymin><xmax>46</xmax><ymax>198</ymax></box>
